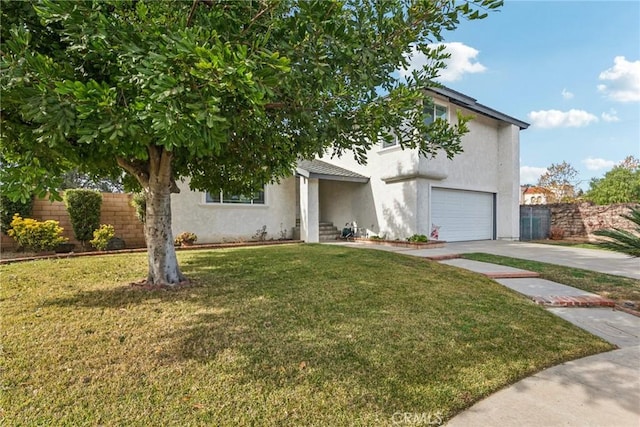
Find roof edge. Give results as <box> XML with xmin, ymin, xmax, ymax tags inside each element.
<box><xmin>427</xmin><ymin>86</ymin><xmax>530</xmax><ymax>130</ymax></box>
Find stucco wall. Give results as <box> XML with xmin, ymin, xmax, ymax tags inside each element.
<box><xmin>169</xmin><ymin>91</ymin><xmax>523</xmax><ymax>243</ymax></box>
<box><xmin>316</xmin><ymin>147</ymin><xmax>421</xmax><ymax>239</ymax></box>
<box><xmin>420</xmin><ymin>114</ymin><xmax>500</xmax><ymax>190</ymax></box>
<box><xmin>315</xmin><ymin>98</ymin><xmax>521</xmax><ymax>241</ymax></box>
<box><xmin>496</xmin><ymin>123</ymin><xmax>521</xmax><ymax>240</ymax></box>
<box><xmin>171</xmin><ymin>177</ymin><xmax>296</xmax><ymax>243</ymax></box>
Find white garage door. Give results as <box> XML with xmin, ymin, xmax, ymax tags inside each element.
<box><xmin>431</xmin><ymin>188</ymin><xmax>494</xmax><ymax>242</ymax></box>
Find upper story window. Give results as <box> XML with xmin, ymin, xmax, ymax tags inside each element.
<box><xmin>205</xmin><ymin>189</ymin><xmax>265</xmax><ymax>205</ymax></box>
<box><xmin>381</xmin><ymin>134</ymin><xmax>399</xmax><ymax>149</ymax></box>
<box><xmin>380</xmin><ymin>100</ymin><xmax>449</xmax><ymax>150</ymax></box>
<box><xmin>424</xmin><ymin>102</ymin><xmax>448</xmax><ymax>125</ymax></box>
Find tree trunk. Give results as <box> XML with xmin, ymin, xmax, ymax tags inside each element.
<box><xmin>144</xmin><ymin>182</ymin><xmax>185</xmax><ymax>286</ymax></box>
<box><xmin>118</xmin><ymin>146</ymin><xmax>186</xmax><ymax>287</ymax></box>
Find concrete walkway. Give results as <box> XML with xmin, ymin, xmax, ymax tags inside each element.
<box><xmin>390</xmin><ymin>239</ymin><xmax>640</xmax><ymax>280</ymax></box>
<box><xmin>330</xmin><ymin>240</ymin><xmax>640</xmax><ymax>426</ymax></box>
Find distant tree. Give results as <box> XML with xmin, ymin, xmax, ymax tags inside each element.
<box><xmin>594</xmin><ymin>207</ymin><xmax>640</xmax><ymax>257</ymax></box>
<box><xmin>537</xmin><ymin>161</ymin><xmax>579</xmax><ymax>203</ymax></box>
<box><xmin>619</xmin><ymin>155</ymin><xmax>640</xmax><ymax>170</ymax></box>
<box><xmin>1</xmin><ymin>0</ymin><xmax>501</xmax><ymax>286</ymax></box>
<box><xmin>60</xmin><ymin>169</ymin><xmax>124</xmax><ymax>193</ymax></box>
<box><xmin>585</xmin><ymin>156</ymin><xmax>640</xmax><ymax>205</ymax></box>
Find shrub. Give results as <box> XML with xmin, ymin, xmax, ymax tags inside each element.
<box><xmin>8</xmin><ymin>214</ymin><xmax>68</xmax><ymax>252</ymax></box>
<box><xmin>63</xmin><ymin>189</ymin><xmax>102</xmax><ymax>247</ymax></box>
<box><xmin>1</xmin><ymin>195</ymin><xmax>33</xmax><ymax>234</ymax></box>
<box><xmin>175</xmin><ymin>231</ymin><xmax>197</xmax><ymax>246</ymax></box>
<box><xmin>90</xmin><ymin>224</ymin><xmax>116</xmax><ymax>251</ymax></box>
<box><xmin>594</xmin><ymin>207</ymin><xmax>640</xmax><ymax>257</ymax></box>
<box><xmin>106</xmin><ymin>237</ymin><xmax>126</xmax><ymax>251</ymax></box>
<box><xmin>549</xmin><ymin>226</ymin><xmax>565</xmax><ymax>240</ymax></box>
<box><xmin>407</xmin><ymin>234</ymin><xmax>429</xmax><ymax>243</ymax></box>
<box><xmin>253</xmin><ymin>225</ymin><xmax>268</xmax><ymax>241</ymax></box>
<box><xmin>130</xmin><ymin>192</ymin><xmax>146</xmax><ymax>223</ymax></box>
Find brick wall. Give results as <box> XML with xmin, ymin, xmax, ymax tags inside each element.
<box><xmin>1</xmin><ymin>193</ymin><xmax>146</xmax><ymax>251</ymax></box>
<box><xmin>549</xmin><ymin>202</ymin><xmax>639</xmax><ymax>241</ymax></box>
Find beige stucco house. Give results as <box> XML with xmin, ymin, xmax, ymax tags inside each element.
<box><xmin>171</xmin><ymin>86</ymin><xmax>529</xmax><ymax>243</ymax></box>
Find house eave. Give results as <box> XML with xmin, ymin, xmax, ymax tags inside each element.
<box><xmin>296</xmin><ymin>159</ymin><xmax>369</xmax><ymax>183</ymax></box>
<box><xmin>428</xmin><ymin>86</ymin><xmax>530</xmax><ymax>130</ymax></box>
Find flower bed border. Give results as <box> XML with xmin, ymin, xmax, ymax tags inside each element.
<box><xmin>353</xmin><ymin>237</ymin><xmax>446</xmax><ymax>249</ymax></box>
<box><xmin>0</xmin><ymin>240</ymin><xmax>303</xmax><ymax>265</ymax></box>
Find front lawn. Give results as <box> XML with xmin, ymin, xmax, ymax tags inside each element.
<box><xmin>0</xmin><ymin>244</ymin><xmax>612</xmax><ymax>425</ymax></box>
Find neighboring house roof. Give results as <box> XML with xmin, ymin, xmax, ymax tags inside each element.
<box><xmin>523</xmin><ymin>186</ymin><xmax>553</xmax><ymax>195</ymax></box>
<box><xmin>296</xmin><ymin>159</ymin><xmax>369</xmax><ymax>183</ymax></box>
<box><xmin>428</xmin><ymin>86</ymin><xmax>530</xmax><ymax>130</ymax></box>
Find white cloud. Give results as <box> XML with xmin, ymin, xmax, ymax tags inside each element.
<box><xmin>597</xmin><ymin>56</ymin><xmax>640</xmax><ymax>102</ymax></box>
<box><xmin>583</xmin><ymin>157</ymin><xmax>616</xmax><ymax>171</ymax></box>
<box><xmin>398</xmin><ymin>45</ymin><xmax>430</xmax><ymax>80</ymax></box>
<box><xmin>399</xmin><ymin>42</ymin><xmax>486</xmax><ymax>82</ymax></box>
<box><xmin>561</xmin><ymin>88</ymin><xmax>574</xmax><ymax>100</ymax></box>
<box><xmin>520</xmin><ymin>166</ymin><xmax>547</xmax><ymax>185</ymax></box>
<box><xmin>600</xmin><ymin>109</ymin><xmax>620</xmax><ymax>122</ymax></box>
<box><xmin>527</xmin><ymin>109</ymin><xmax>598</xmax><ymax>129</ymax></box>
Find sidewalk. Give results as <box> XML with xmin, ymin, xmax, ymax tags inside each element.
<box><xmin>446</xmin><ymin>345</ymin><xmax>640</xmax><ymax>427</ymax></box>
<box><xmin>330</xmin><ymin>240</ymin><xmax>640</xmax><ymax>426</ymax></box>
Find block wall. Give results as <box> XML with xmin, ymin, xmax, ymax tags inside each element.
<box><xmin>1</xmin><ymin>193</ymin><xmax>145</xmax><ymax>251</ymax></box>
<box><xmin>549</xmin><ymin>202</ymin><xmax>639</xmax><ymax>241</ymax></box>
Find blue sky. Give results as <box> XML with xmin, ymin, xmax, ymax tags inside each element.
<box><xmin>410</xmin><ymin>0</ymin><xmax>640</xmax><ymax>190</ymax></box>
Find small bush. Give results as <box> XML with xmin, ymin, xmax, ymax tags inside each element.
<box><xmin>549</xmin><ymin>226</ymin><xmax>565</xmax><ymax>240</ymax></box>
<box><xmin>90</xmin><ymin>224</ymin><xmax>115</xmax><ymax>251</ymax></box>
<box><xmin>130</xmin><ymin>192</ymin><xmax>146</xmax><ymax>223</ymax></box>
<box><xmin>1</xmin><ymin>195</ymin><xmax>33</xmax><ymax>234</ymax></box>
<box><xmin>8</xmin><ymin>214</ymin><xmax>68</xmax><ymax>252</ymax></box>
<box><xmin>407</xmin><ymin>234</ymin><xmax>429</xmax><ymax>243</ymax></box>
<box><xmin>64</xmin><ymin>189</ymin><xmax>102</xmax><ymax>247</ymax></box>
<box><xmin>253</xmin><ymin>225</ymin><xmax>267</xmax><ymax>241</ymax></box>
<box><xmin>106</xmin><ymin>237</ymin><xmax>126</xmax><ymax>251</ymax></box>
<box><xmin>175</xmin><ymin>231</ymin><xmax>197</xmax><ymax>246</ymax></box>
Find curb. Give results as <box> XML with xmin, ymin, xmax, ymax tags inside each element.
<box><xmin>0</xmin><ymin>240</ymin><xmax>304</xmax><ymax>265</ymax></box>
<box><xmin>530</xmin><ymin>295</ymin><xmax>616</xmax><ymax>308</ymax></box>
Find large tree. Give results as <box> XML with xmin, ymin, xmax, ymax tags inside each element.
<box><xmin>537</xmin><ymin>161</ymin><xmax>579</xmax><ymax>203</ymax></box>
<box><xmin>585</xmin><ymin>156</ymin><xmax>640</xmax><ymax>205</ymax></box>
<box><xmin>1</xmin><ymin>0</ymin><xmax>501</xmax><ymax>286</ymax></box>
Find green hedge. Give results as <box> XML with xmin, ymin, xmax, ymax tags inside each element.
<box><xmin>63</xmin><ymin>189</ymin><xmax>102</xmax><ymax>245</ymax></box>
<box><xmin>1</xmin><ymin>195</ymin><xmax>33</xmax><ymax>234</ymax></box>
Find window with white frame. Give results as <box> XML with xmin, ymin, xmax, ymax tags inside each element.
<box><xmin>424</xmin><ymin>101</ymin><xmax>448</xmax><ymax>125</ymax></box>
<box><xmin>205</xmin><ymin>189</ymin><xmax>265</xmax><ymax>205</ymax></box>
<box><xmin>380</xmin><ymin>99</ymin><xmax>449</xmax><ymax>150</ymax></box>
<box><xmin>381</xmin><ymin>134</ymin><xmax>399</xmax><ymax>149</ymax></box>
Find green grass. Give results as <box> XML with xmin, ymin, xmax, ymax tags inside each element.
<box><xmin>531</xmin><ymin>240</ymin><xmax>610</xmax><ymax>251</ymax></box>
<box><xmin>462</xmin><ymin>252</ymin><xmax>640</xmax><ymax>309</ymax></box>
<box><xmin>1</xmin><ymin>244</ymin><xmax>613</xmax><ymax>425</ymax></box>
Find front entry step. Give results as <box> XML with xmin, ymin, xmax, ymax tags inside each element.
<box><xmin>319</xmin><ymin>221</ymin><xmax>340</xmax><ymax>241</ymax></box>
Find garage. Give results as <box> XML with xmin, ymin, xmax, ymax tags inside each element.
<box><xmin>431</xmin><ymin>188</ymin><xmax>495</xmax><ymax>242</ymax></box>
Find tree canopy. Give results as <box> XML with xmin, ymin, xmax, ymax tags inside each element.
<box><xmin>585</xmin><ymin>156</ymin><xmax>640</xmax><ymax>205</ymax></box>
<box><xmin>536</xmin><ymin>161</ymin><xmax>579</xmax><ymax>203</ymax></box>
<box><xmin>1</xmin><ymin>0</ymin><xmax>503</xmax><ymax>285</ymax></box>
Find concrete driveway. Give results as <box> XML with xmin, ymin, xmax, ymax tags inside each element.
<box><xmin>400</xmin><ymin>240</ymin><xmax>640</xmax><ymax>280</ymax></box>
